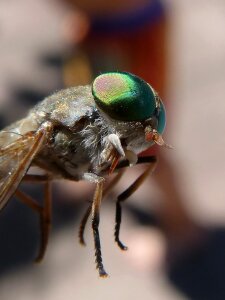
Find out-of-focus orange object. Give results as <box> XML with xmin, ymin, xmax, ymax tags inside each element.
<box><xmin>63</xmin><ymin>1</ymin><xmax>168</xmax><ymax>157</ymax></box>
<box><xmin>63</xmin><ymin>0</ymin><xmax>168</xmax><ymax>95</ymax></box>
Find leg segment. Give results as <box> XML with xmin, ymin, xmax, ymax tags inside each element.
<box><xmin>35</xmin><ymin>180</ymin><xmax>52</xmax><ymax>262</ymax></box>
<box><xmin>23</xmin><ymin>174</ymin><xmax>50</xmax><ymax>183</ymax></box>
<box><xmin>78</xmin><ymin>204</ymin><xmax>92</xmax><ymax>246</ymax></box>
<box><xmin>79</xmin><ymin>156</ymin><xmax>156</xmax><ymax>277</ymax></box>
<box><xmin>15</xmin><ymin>189</ymin><xmax>42</xmax><ymax>214</ymax></box>
<box><xmin>78</xmin><ymin>170</ymin><xmax>124</xmax><ymax>246</ymax></box>
<box><xmin>115</xmin><ymin>158</ymin><xmax>157</xmax><ymax>250</ymax></box>
<box><xmin>91</xmin><ymin>180</ymin><xmax>108</xmax><ymax>277</ymax></box>
<box><xmin>15</xmin><ymin>176</ymin><xmax>52</xmax><ymax>262</ymax></box>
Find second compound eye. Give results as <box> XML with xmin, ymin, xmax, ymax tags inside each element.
<box><xmin>92</xmin><ymin>72</ymin><xmax>158</xmax><ymax>122</ymax></box>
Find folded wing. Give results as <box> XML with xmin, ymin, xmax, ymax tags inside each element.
<box><xmin>0</xmin><ymin>130</ymin><xmax>46</xmax><ymax>210</ymax></box>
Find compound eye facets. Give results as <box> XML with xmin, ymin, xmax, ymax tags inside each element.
<box><xmin>157</xmin><ymin>99</ymin><xmax>166</xmax><ymax>134</ymax></box>
<box><xmin>92</xmin><ymin>72</ymin><xmax>158</xmax><ymax>122</ymax></box>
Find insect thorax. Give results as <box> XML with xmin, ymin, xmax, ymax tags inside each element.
<box><xmin>29</xmin><ymin>85</ymin><xmax>151</xmax><ymax>180</ymax></box>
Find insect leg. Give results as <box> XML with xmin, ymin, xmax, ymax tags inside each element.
<box><xmin>91</xmin><ymin>179</ymin><xmax>108</xmax><ymax>277</ymax></box>
<box><xmin>114</xmin><ymin>157</ymin><xmax>157</xmax><ymax>250</ymax></box>
<box><xmin>15</xmin><ymin>178</ymin><xmax>52</xmax><ymax>262</ymax></box>
<box><xmin>23</xmin><ymin>174</ymin><xmax>50</xmax><ymax>183</ymax></box>
<box><xmin>103</xmin><ymin>170</ymin><xmax>125</xmax><ymax>197</ymax></box>
<box><xmin>15</xmin><ymin>189</ymin><xmax>42</xmax><ymax>214</ymax></box>
<box><xmin>78</xmin><ymin>204</ymin><xmax>92</xmax><ymax>246</ymax></box>
<box><xmin>78</xmin><ymin>170</ymin><xmax>124</xmax><ymax>246</ymax></box>
<box><xmin>35</xmin><ymin>180</ymin><xmax>52</xmax><ymax>262</ymax></box>
<box><xmin>79</xmin><ymin>157</ymin><xmax>157</xmax><ymax>250</ymax></box>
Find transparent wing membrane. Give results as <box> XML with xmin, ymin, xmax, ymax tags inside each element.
<box><xmin>0</xmin><ymin>130</ymin><xmax>46</xmax><ymax>210</ymax></box>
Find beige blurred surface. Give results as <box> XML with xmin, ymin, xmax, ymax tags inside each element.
<box><xmin>167</xmin><ymin>0</ymin><xmax>225</xmax><ymax>224</ymax></box>
<box><xmin>0</xmin><ymin>0</ymin><xmax>225</xmax><ymax>299</ymax></box>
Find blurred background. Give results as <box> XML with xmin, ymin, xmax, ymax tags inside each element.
<box><xmin>0</xmin><ymin>0</ymin><xmax>225</xmax><ymax>299</ymax></box>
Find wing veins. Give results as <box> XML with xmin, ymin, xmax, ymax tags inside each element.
<box><xmin>0</xmin><ymin>129</ymin><xmax>47</xmax><ymax>210</ymax></box>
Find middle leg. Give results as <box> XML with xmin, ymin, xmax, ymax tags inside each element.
<box><xmin>114</xmin><ymin>157</ymin><xmax>157</xmax><ymax>250</ymax></box>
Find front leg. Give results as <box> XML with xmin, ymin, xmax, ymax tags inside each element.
<box><xmin>83</xmin><ymin>173</ymin><xmax>107</xmax><ymax>277</ymax></box>
<box><xmin>99</xmin><ymin>133</ymin><xmax>125</xmax><ymax>174</ymax></box>
<box><xmin>79</xmin><ymin>170</ymin><xmax>124</xmax><ymax>246</ymax></box>
<box><xmin>91</xmin><ymin>179</ymin><xmax>106</xmax><ymax>277</ymax></box>
<box><xmin>79</xmin><ymin>133</ymin><xmax>126</xmax><ymax>247</ymax></box>
<box><xmin>80</xmin><ymin>134</ymin><xmax>135</xmax><ymax>277</ymax></box>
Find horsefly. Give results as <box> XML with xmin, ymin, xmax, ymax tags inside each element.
<box><xmin>0</xmin><ymin>71</ymin><xmax>168</xmax><ymax>277</ymax></box>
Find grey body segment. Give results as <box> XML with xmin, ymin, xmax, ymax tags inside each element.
<box><xmin>32</xmin><ymin>85</ymin><xmax>108</xmax><ymax>179</ymax></box>
<box><xmin>34</xmin><ymin>85</ymin><xmax>95</xmax><ymax>128</ymax></box>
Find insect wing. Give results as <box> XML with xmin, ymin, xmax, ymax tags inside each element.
<box><xmin>0</xmin><ymin>130</ymin><xmax>46</xmax><ymax>210</ymax></box>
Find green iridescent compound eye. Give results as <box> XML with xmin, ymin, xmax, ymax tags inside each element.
<box><xmin>92</xmin><ymin>72</ymin><xmax>157</xmax><ymax>121</ymax></box>
<box><xmin>157</xmin><ymin>100</ymin><xmax>166</xmax><ymax>134</ymax></box>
